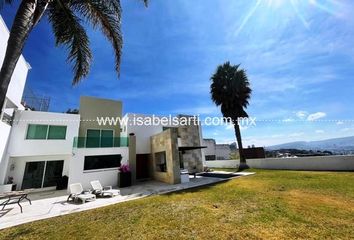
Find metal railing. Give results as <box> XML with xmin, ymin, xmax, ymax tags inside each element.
<box><xmin>73</xmin><ymin>137</ymin><xmax>129</xmax><ymax>148</ymax></box>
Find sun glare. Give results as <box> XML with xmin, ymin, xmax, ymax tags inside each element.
<box><xmin>266</xmin><ymin>0</ymin><xmax>286</xmax><ymax>8</ymax></box>
<box><xmin>235</xmin><ymin>0</ymin><xmax>342</xmax><ymax>36</ymax></box>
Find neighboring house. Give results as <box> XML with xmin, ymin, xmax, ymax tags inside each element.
<box><xmin>203</xmin><ymin>139</ymin><xmax>232</xmax><ymax>160</ymax></box>
<box><xmin>203</xmin><ymin>139</ymin><xmax>216</xmax><ymax>160</ymax></box>
<box><xmin>215</xmin><ymin>144</ymin><xmax>231</xmax><ymax>160</ymax></box>
<box><xmin>0</xmin><ymin>15</ymin><xmax>31</xmax><ymax>185</ymax></box>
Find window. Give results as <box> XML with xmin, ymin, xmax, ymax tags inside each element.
<box><xmin>155</xmin><ymin>151</ymin><xmax>167</xmax><ymax>172</ymax></box>
<box><xmin>86</xmin><ymin>129</ymin><xmax>114</xmax><ymax>148</ymax></box>
<box><xmin>26</xmin><ymin>124</ymin><xmax>67</xmax><ymax>140</ymax></box>
<box><xmin>48</xmin><ymin>126</ymin><xmax>67</xmax><ymax>139</ymax></box>
<box><xmin>26</xmin><ymin>124</ymin><xmax>48</xmax><ymax>139</ymax></box>
<box><xmin>86</xmin><ymin>129</ymin><xmax>100</xmax><ymax>147</ymax></box>
<box><xmin>84</xmin><ymin>154</ymin><xmax>122</xmax><ymax>171</ymax></box>
<box><xmin>101</xmin><ymin>130</ymin><xmax>114</xmax><ymax>147</ymax></box>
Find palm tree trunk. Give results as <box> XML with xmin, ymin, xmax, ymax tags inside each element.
<box><xmin>0</xmin><ymin>0</ymin><xmax>38</xmax><ymax>112</ymax></box>
<box><xmin>234</xmin><ymin>121</ymin><xmax>248</xmax><ymax>170</ymax></box>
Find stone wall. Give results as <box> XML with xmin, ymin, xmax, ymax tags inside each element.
<box><xmin>151</xmin><ymin>129</ymin><xmax>180</xmax><ymax>184</ymax></box>
<box><xmin>177</xmin><ymin>117</ymin><xmax>203</xmax><ymax>172</ymax></box>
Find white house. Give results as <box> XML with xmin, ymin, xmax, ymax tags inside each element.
<box><xmin>203</xmin><ymin>138</ymin><xmax>232</xmax><ymax>160</ymax></box>
<box><xmin>0</xmin><ymin>16</ymin><xmax>206</xmax><ymax>192</ymax></box>
<box><xmin>0</xmin><ymin>15</ymin><xmax>31</xmax><ymax>184</ymax></box>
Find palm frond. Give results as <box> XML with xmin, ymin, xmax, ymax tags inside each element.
<box><xmin>48</xmin><ymin>0</ymin><xmax>92</xmax><ymax>84</ymax></box>
<box><xmin>210</xmin><ymin>62</ymin><xmax>252</xmax><ymax>120</ymax></box>
<box><xmin>71</xmin><ymin>0</ymin><xmax>123</xmax><ymax>76</ymax></box>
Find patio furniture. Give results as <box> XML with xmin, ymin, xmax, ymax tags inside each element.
<box><xmin>0</xmin><ymin>188</ymin><xmax>32</xmax><ymax>213</ymax></box>
<box><xmin>67</xmin><ymin>183</ymin><xmax>96</xmax><ymax>204</ymax></box>
<box><xmin>90</xmin><ymin>180</ymin><xmax>120</xmax><ymax>197</ymax></box>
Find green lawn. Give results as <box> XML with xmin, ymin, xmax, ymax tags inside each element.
<box><xmin>1</xmin><ymin>169</ymin><xmax>354</xmax><ymax>239</ymax></box>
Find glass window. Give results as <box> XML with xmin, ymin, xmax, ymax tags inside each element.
<box><xmin>84</xmin><ymin>154</ymin><xmax>122</xmax><ymax>171</ymax></box>
<box><xmin>86</xmin><ymin>129</ymin><xmax>101</xmax><ymax>148</ymax></box>
<box><xmin>26</xmin><ymin>124</ymin><xmax>48</xmax><ymax>139</ymax></box>
<box><xmin>48</xmin><ymin>126</ymin><xmax>67</xmax><ymax>139</ymax></box>
<box><xmin>101</xmin><ymin>130</ymin><xmax>114</xmax><ymax>147</ymax></box>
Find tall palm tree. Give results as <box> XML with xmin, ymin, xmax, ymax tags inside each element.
<box><xmin>0</xmin><ymin>0</ymin><xmax>147</xmax><ymax>111</ymax></box>
<box><xmin>210</xmin><ymin>61</ymin><xmax>252</xmax><ymax>170</ymax></box>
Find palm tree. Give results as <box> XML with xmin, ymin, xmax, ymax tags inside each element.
<box><xmin>0</xmin><ymin>0</ymin><xmax>147</xmax><ymax>111</ymax></box>
<box><xmin>210</xmin><ymin>61</ymin><xmax>252</xmax><ymax>170</ymax></box>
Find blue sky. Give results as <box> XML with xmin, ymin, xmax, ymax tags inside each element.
<box><xmin>2</xmin><ymin>0</ymin><xmax>354</xmax><ymax>146</ymax></box>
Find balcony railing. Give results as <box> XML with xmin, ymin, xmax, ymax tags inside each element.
<box><xmin>73</xmin><ymin>137</ymin><xmax>129</xmax><ymax>148</ymax></box>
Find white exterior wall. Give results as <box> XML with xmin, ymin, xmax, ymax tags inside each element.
<box><xmin>69</xmin><ymin>147</ymin><xmax>129</xmax><ymax>190</ymax></box>
<box><xmin>247</xmin><ymin>155</ymin><xmax>354</xmax><ymax>171</ymax></box>
<box><xmin>0</xmin><ymin>122</ymin><xmax>11</xmax><ymax>183</ymax></box>
<box><xmin>7</xmin><ymin>155</ymin><xmax>71</xmax><ymax>190</ymax></box>
<box><xmin>7</xmin><ymin>110</ymin><xmax>80</xmax><ymax>156</ymax></box>
<box><xmin>0</xmin><ymin>16</ymin><xmax>30</xmax><ymax>109</ymax></box>
<box><xmin>203</xmin><ymin>139</ymin><xmax>216</xmax><ymax>157</ymax></box>
<box><xmin>205</xmin><ymin>155</ymin><xmax>354</xmax><ymax>171</ymax></box>
<box><xmin>0</xmin><ymin>15</ymin><xmax>30</xmax><ymax>184</ymax></box>
<box><xmin>205</xmin><ymin>160</ymin><xmax>239</xmax><ymax>169</ymax></box>
<box><xmin>215</xmin><ymin>144</ymin><xmax>231</xmax><ymax>160</ymax></box>
<box><xmin>123</xmin><ymin>113</ymin><xmax>164</xmax><ymax>154</ymax></box>
<box><xmin>2</xmin><ymin>110</ymin><xmax>80</xmax><ymax>189</ymax></box>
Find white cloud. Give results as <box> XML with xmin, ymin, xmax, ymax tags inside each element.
<box><xmin>336</xmin><ymin>121</ymin><xmax>344</xmax><ymax>125</ymax></box>
<box><xmin>289</xmin><ymin>132</ymin><xmax>305</xmax><ymax>137</ymax></box>
<box><xmin>296</xmin><ymin>111</ymin><xmax>308</xmax><ymax>119</ymax></box>
<box><xmin>315</xmin><ymin>130</ymin><xmax>325</xmax><ymax>134</ymax></box>
<box><xmin>307</xmin><ymin>112</ymin><xmax>326</xmax><ymax>121</ymax></box>
<box><xmin>340</xmin><ymin>127</ymin><xmax>354</xmax><ymax>132</ymax></box>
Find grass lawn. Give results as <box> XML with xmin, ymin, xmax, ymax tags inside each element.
<box><xmin>1</xmin><ymin>169</ymin><xmax>353</xmax><ymax>239</ymax></box>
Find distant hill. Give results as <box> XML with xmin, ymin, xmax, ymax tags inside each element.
<box><xmin>266</xmin><ymin>136</ymin><xmax>354</xmax><ymax>151</ymax></box>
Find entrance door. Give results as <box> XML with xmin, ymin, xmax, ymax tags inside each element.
<box><xmin>22</xmin><ymin>161</ymin><xmax>45</xmax><ymax>189</ymax></box>
<box><xmin>22</xmin><ymin>160</ymin><xmax>64</xmax><ymax>189</ymax></box>
<box><xmin>136</xmin><ymin>154</ymin><xmax>150</xmax><ymax>180</ymax></box>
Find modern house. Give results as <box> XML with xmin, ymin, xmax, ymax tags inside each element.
<box><xmin>0</xmin><ymin>15</ymin><xmax>206</xmax><ymax>192</ymax></box>
<box><xmin>1</xmin><ymin>97</ymin><xmax>206</xmax><ymax>191</ymax></box>
<box><xmin>203</xmin><ymin>138</ymin><xmax>233</xmax><ymax>160</ymax></box>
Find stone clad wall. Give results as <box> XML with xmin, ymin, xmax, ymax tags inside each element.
<box><xmin>177</xmin><ymin>119</ymin><xmax>203</xmax><ymax>172</ymax></box>
<box><xmin>151</xmin><ymin>129</ymin><xmax>180</xmax><ymax>184</ymax></box>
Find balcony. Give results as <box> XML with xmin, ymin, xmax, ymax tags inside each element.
<box><xmin>73</xmin><ymin>137</ymin><xmax>129</xmax><ymax>148</ymax></box>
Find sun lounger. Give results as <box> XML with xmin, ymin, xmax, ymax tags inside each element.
<box><xmin>90</xmin><ymin>180</ymin><xmax>120</xmax><ymax>197</ymax></box>
<box><xmin>67</xmin><ymin>183</ymin><xmax>96</xmax><ymax>203</ymax></box>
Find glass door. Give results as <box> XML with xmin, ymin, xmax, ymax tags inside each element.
<box><xmin>86</xmin><ymin>129</ymin><xmax>101</xmax><ymax>148</ymax></box>
<box><xmin>22</xmin><ymin>161</ymin><xmax>45</xmax><ymax>189</ymax></box>
<box><xmin>101</xmin><ymin>130</ymin><xmax>114</xmax><ymax>147</ymax></box>
<box><xmin>22</xmin><ymin>160</ymin><xmax>64</xmax><ymax>189</ymax></box>
<box><xmin>43</xmin><ymin>160</ymin><xmax>64</xmax><ymax>187</ymax></box>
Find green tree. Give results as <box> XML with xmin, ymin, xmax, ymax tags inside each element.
<box><xmin>210</xmin><ymin>61</ymin><xmax>252</xmax><ymax>170</ymax></box>
<box><xmin>0</xmin><ymin>0</ymin><xmax>147</xmax><ymax>111</ymax></box>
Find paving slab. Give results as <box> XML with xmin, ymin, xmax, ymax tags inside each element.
<box><xmin>0</xmin><ymin>172</ymin><xmax>254</xmax><ymax>229</ymax></box>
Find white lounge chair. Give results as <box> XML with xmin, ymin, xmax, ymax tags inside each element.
<box><xmin>67</xmin><ymin>183</ymin><xmax>96</xmax><ymax>203</ymax></box>
<box><xmin>90</xmin><ymin>180</ymin><xmax>120</xmax><ymax>197</ymax></box>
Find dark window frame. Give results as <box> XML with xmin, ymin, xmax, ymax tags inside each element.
<box><xmin>84</xmin><ymin>154</ymin><xmax>122</xmax><ymax>171</ymax></box>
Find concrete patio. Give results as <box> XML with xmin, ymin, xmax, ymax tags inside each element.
<box><xmin>0</xmin><ymin>172</ymin><xmax>254</xmax><ymax>229</ymax></box>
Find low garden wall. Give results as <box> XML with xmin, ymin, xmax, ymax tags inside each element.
<box><xmin>205</xmin><ymin>155</ymin><xmax>354</xmax><ymax>171</ymax></box>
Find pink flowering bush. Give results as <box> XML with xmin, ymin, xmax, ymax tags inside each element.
<box><xmin>119</xmin><ymin>164</ymin><xmax>130</xmax><ymax>173</ymax></box>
